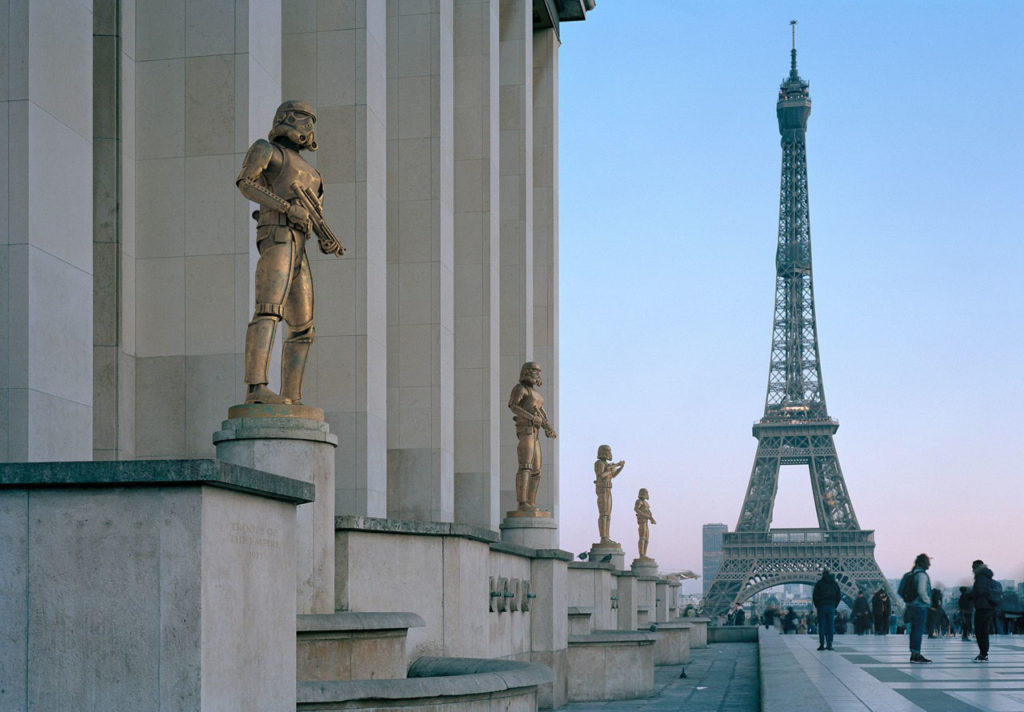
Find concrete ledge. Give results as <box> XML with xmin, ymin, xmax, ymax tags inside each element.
<box><xmin>298</xmin><ymin>611</ymin><xmax>426</xmax><ymax>633</ymax></box>
<box><xmin>0</xmin><ymin>458</ymin><xmax>314</xmax><ymax>503</ymax></box>
<box><xmin>297</xmin><ymin>612</ymin><xmax>428</xmax><ymax>681</ymax></box>
<box><xmin>296</xmin><ymin>657</ymin><xmax>553</xmax><ymax>707</ymax></box>
<box><xmin>708</xmin><ymin>625</ymin><xmax>759</xmax><ymax>643</ymax></box>
<box><xmin>758</xmin><ymin>627</ymin><xmax>830</xmax><ymax>712</ymax></box>
<box><xmin>335</xmin><ymin>515</ymin><xmax>500</xmax><ymax>543</ymax></box>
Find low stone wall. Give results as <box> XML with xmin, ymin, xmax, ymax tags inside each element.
<box><xmin>648</xmin><ymin>620</ymin><xmax>691</xmax><ymax>665</ymax></box>
<box><xmin>686</xmin><ymin>617</ymin><xmax>710</xmax><ymax>648</ymax></box>
<box><xmin>296</xmin><ymin>656</ymin><xmax>553</xmax><ymax>711</ymax></box>
<box><xmin>708</xmin><ymin>624</ymin><xmax>759</xmax><ymax>643</ymax></box>
<box><xmin>567</xmin><ymin>631</ymin><xmax>659</xmax><ymax>701</ymax></box>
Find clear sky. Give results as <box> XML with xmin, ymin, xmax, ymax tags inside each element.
<box><xmin>555</xmin><ymin>1</ymin><xmax>1024</xmax><ymax>594</ymax></box>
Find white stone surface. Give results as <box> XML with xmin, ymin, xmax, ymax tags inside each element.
<box><xmin>0</xmin><ymin>482</ymin><xmax>298</xmax><ymax>712</ymax></box>
<box><xmin>615</xmin><ymin>574</ymin><xmax>639</xmax><ymax>631</ymax></box>
<box><xmin>215</xmin><ymin>416</ymin><xmax>338</xmax><ymax>615</ymax></box>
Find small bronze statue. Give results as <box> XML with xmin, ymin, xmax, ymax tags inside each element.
<box><xmin>634</xmin><ymin>487</ymin><xmax>656</xmax><ymax>559</ymax></box>
<box><xmin>594</xmin><ymin>445</ymin><xmax>625</xmax><ymax>545</ymax></box>
<box><xmin>236</xmin><ymin>100</ymin><xmax>345</xmax><ymax>405</ymax></box>
<box><xmin>508</xmin><ymin>362</ymin><xmax>557</xmax><ymax>512</ymax></box>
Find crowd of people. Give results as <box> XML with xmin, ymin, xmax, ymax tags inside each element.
<box><xmin>720</xmin><ymin>556</ymin><xmax>1020</xmax><ymax>664</ymax></box>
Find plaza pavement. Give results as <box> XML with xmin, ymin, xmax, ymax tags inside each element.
<box><xmin>558</xmin><ymin>632</ymin><xmax>1024</xmax><ymax>711</ymax></box>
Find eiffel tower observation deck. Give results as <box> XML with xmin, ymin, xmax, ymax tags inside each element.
<box><xmin>702</xmin><ymin>24</ymin><xmax>892</xmax><ymax>619</ymax></box>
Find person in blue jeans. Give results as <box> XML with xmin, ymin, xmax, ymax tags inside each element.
<box><xmin>908</xmin><ymin>553</ymin><xmax>933</xmax><ymax>663</ymax></box>
<box><xmin>812</xmin><ymin>568</ymin><xmax>841</xmax><ymax>650</ymax></box>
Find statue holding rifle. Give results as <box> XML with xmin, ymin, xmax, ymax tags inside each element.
<box><xmin>508</xmin><ymin>362</ymin><xmax>557</xmax><ymax>513</ymax></box>
<box><xmin>236</xmin><ymin>100</ymin><xmax>345</xmax><ymax>406</ymax></box>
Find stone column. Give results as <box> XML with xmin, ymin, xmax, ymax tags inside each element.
<box><xmin>2</xmin><ymin>0</ymin><xmax>94</xmax><ymax>460</ymax></box>
<box><xmin>385</xmin><ymin>0</ymin><xmax>456</xmax><ymax>522</ymax></box>
<box><xmin>214</xmin><ymin>407</ymin><xmax>337</xmax><ymax>614</ymax></box>
<box><xmin>93</xmin><ymin>0</ymin><xmax>136</xmax><ymax>461</ymax></box>
<box><xmin>131</xmin><ymin>0</ymin><xmax>282</xmax><ymax>460</ymax></box>
<box><xmin>282</xmin><ymin>0</ymin><xmax>389</xmax><ymax>518</ymax></box>
<box><xmin>451</xmin><ymin>0</ymin><xmax>501</xmax><ymax>531</ymax></box>
<box><xmin>531</xmin><ymin>26</ymin><xmax>559</xmax><ymax>521</ymax></box>
<box><xmin>497</xmin><ymin>0</ymin><xmax>534</xmax><ymax>518</ymax></box>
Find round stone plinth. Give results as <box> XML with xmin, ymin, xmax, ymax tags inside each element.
<box><xmin>630</xmin><ymin>557</ymin><xmax>659</xmax><ymax>577</ymax></box>
<box><xmin>228</xmin><ymin>402</ymin><xmax>324</xmax><ymax>421</ymax></box>
<box><xmin>588</xmin><ymin>543</ymin><xmax>625</xmax><ymax>570</ymax></box>
<box><xmin>500</xmin><ymin>515</ymin><xmax>558</xmax><ymax>549</ymax></box>
<box><xmin>214</xmin><ymin>415</ymin><xmax>337</xmax><ymax>615</ymax></box>
<box><xmin>504</xmin><ymin>508</ymin><xmax>553</xmax><ymax>519</ymax></box>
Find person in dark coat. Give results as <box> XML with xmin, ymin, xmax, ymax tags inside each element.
<box><xmin>852</xmin><ymin>591</ymin><xmax>871</xmax><ymax>635</ymax></box>
<box><xmin>972</xmin><ymin>560</ymin><xmax>997</xmax><ymax>661</ymax></box>
<box><xmin>958</xmin><ymin>586</ymin><xmax>974</xmax><ymax>641</ymax></box>
<box><xmin>782</xmin><ymin>607</ymin><xmax>798</xmax><ymax>634</ymax></box>
<box><xmin>927</xmin><ymin>588</ymin><xmax>944</xmax><ymax>638</ymax></box>
<box><xmin>812</xmin><ymin>569</ymin><xmax>841</xmax><ymax>650</ymax></box>
<box><xmin>871</xmin><ymin>589</ymin><xmax>892</xmax><ymax>635</ymax></box>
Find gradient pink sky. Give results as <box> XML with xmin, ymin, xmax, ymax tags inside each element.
<box><xmin>555</xmin><ymin>2</ymin><xmax>1024</xmax><ymax>593</ymax></box>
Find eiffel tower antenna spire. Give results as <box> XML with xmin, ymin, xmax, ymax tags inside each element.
<box><xmin>790</xmin><ymin>20</ymin><xmax>798</xmax><ymax>75</ymax></box>
<box><xmin>700</xmin><ymin>34</ymin><xmax>893</xmax><ymax>619</ymax></box>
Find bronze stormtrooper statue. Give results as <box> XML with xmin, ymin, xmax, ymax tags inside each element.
<box><xmin>507</xmin><ymin>362</ymin><xmax>557</xmax><ymax>512</ymax></box>
<box><xmin>236</xmin><ymin>100</ymin><xmax>344</xmax><ymax>405</ymax></box>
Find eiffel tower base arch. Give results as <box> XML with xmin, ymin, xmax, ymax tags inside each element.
<box><xmin>701</xmin><ymin>529</ymin><xmax>896</xmax><ymax>619</ymax></box>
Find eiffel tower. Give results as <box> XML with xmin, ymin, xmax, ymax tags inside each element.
<box><xmin>702</xmin><ymin>24</ymin><xmax>892</xmax><ymax>618</ymax></box>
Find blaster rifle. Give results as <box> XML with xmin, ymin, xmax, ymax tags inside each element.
<box><xmin>290</xmin><ymin>182</ymin><xmax>346</xmax><ymax>256</ymax></box>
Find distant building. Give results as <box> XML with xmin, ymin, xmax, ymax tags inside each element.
<box><xmin>702</xmin><ymin>523</ymin><xmax>728</xmax><ymax>595</ymax></box>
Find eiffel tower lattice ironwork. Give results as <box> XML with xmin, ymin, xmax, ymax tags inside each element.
<box><xmin>702</xmin><ymin>25</ymin><xmax>893</xmax><ymax>618</ymax></box>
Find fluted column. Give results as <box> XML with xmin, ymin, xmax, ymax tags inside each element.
<box><xmin>385</xmin><ymin>0</ymin><xmax>456</xmax><ymax>522</ymax></box>
<box><xmin>531</xmin><ymin>26</ymin><xmax>560</xmax><ymax>523</ymax></box>
<box><xmin>452</xmin><ymin>0</ymin><xmax>501</xmax><ymax>530</ymax></box>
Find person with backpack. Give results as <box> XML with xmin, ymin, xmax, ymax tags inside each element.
<box><xmin>899</xmin><ymin>553</ymin><xmax>933</xmax><ymax>663</ymax></box>
<box><xmin>812</xmin><ymin>569</ymin><xmax>841</xmax><ymax>651</ymax></box>
<box><xmin>971</xmin><ymin>559</ymin><xmax>1000</xmax><ymax>662</ymax></box>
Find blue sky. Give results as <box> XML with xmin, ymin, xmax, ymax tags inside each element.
<box><xmin>556</xmin><ymin>1</ymin><xmax>1024</xmax><ymax>592</ymax></box>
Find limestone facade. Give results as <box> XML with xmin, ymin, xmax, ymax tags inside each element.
<box><xmin>2</xmin><ymin>0</ymin><xmax>575</xmax><ymax>530</ymax></box>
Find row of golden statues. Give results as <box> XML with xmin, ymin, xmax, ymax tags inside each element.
<box><xmin>237</xmin><ymin>101</ymin><xmax>656</xmax><ymax>560</ymax></box>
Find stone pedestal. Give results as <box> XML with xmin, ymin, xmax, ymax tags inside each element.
<box><xmin>0</xmin><ymin>459</ymin><xmax>312</xmax><ymax>712</ymax></box>
<box><xmin>630</xmin><ymin>557</ymin><xmax>658</xmax><ymax>577</ymax></box>
<box><xmin>614</xmin><ymin>573</ymin><xmax>639</xmax><ymax>631</ymax></box>
<box><xmin>588</xmin><ymin>542</ymin><xmax>625</xmax><ymax>569</ymax></box>
<box><xmin>567</xmin><ymin>631</ymin><xmax>660</xmax><ymax>701</ymax></box>
<box><xmin>501</xmin><ymin>514</ymin><xmax>558</xmax><ymax>549</ymax></box>
<box><xmin>214</xmin><ymin>406</ymin><xmax>338</xmax><ymax>614</ymax></box>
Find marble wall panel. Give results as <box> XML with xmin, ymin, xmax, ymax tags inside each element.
<box><xmin>185</xmin><ymin>0</ymin><xmax>235</xmax><ymax>57</ymax></box>
<box><xmin>136</xmin><ymin>59</ymin><xmax>185</xmax><ymax>159</ymax></box>
<box><xmin>136</xmin><ymin>0</ymin><xmax>185</xmax><ymax>61</ymax></box>
<box><xmin>136</xmin><ymin>158</ymin><xmax>185</xmax><ymax>258</ymax></box>
<box><xmin>134</xmin><ymin>355</ymin><xmax>186</xmax><ymax>457</ymax></box>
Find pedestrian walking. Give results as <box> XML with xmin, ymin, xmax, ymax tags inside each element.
<box><xmin>812</xmin><ymin>568</ymin><xmax>841</xmax><ymax>651</ymax></box>
<box><xmin>898</xmin><ymin>553</ymin><xmax>933</xmax><ymax>663</ymax></box>
<box><xmin>971</xmin><ymin>559</ymin><xmax>1001</xmax><ymax>662</ymax></box>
